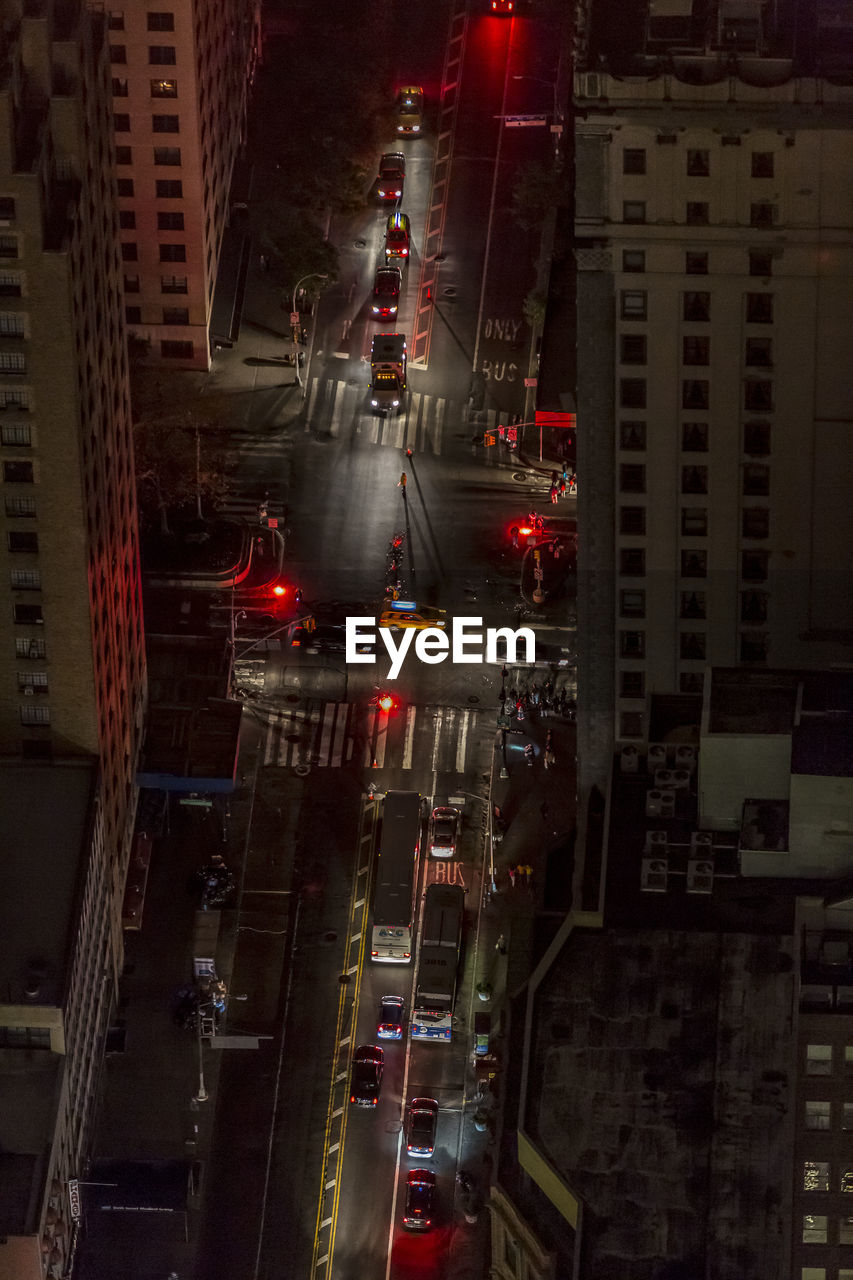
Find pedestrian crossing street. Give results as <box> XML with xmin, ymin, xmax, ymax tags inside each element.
<box><xmin>261</xmin><ymin>699</ymin><xmax>490</xmax><ymax>774</ymax></box>
<box><xmin>229</xmin><ymin>375</ymin><xmax>514</xmax><ymax>461</ymax></box>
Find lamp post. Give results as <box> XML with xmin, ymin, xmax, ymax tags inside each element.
<box><xmin>290</xmin><ymin>272</ymin><xmax>328</xmax><ymax>387</ymax></box>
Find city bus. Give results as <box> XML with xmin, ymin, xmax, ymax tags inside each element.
<box><xmin>371</xmin><ymin>790</ymin><xmax>421</xmax><ymax>962</ymax></box>
<box><xmin>411</xmin><ymin>883</ymin><xmax>465</xmax><ymax>1041</ymax></box>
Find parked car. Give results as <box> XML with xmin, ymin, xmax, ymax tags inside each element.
<box><xmin>428</xmin><ymin>806</ymin><xmax>460</xmax><ymax>858</ymax></box>
<box><xmin>350</xmin><ymin>1045</ymin><xmax>384</xmax><ymax>1106</ymax></box>
<box><xmin>377</xmin><ymin>995</ymin><xmax>405</xmax><ymax>1040</ymax></box>
<box><xmin>406</xmin><ymin>1098</ymin><xmax>439</xmax><ymax>1157</ymax></box>
<box><xmin>403</xmin><ymin>1169</ymin><xmax>436</xmax><ymax>1229</ymax></box>
<box><xmin>371</xmin><ymin>265</ymin><xmax>402</xmax><ymax>320</ymax></box>
<box><xmin>377</xmin><ymin>152</ymin><xmax>405</xmax><ymax>201</ymax></box>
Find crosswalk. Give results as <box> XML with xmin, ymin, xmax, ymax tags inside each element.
<box><xmin>260</xmin><ymin>699</ymin><xmax>489</xmax><ymax>773</ymax></box>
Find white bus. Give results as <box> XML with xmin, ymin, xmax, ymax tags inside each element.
<box><xmin>411</xmin><ymin>883</ymin><xmax>465</xmax><ymax>1041</ymax></box>
<box><xmin>371</xmin><ymin>791</ymin><xmax>421</xmax><ymax>962</ymax></box>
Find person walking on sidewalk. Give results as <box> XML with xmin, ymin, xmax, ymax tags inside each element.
<box><xmin>549</xmin><ymin>484</ymin><xmax>558</xmax><ymax>504</ymax></box>
<box><xmin>544</xmin><ymin>730</ymin><xmax>556</xmax><ymax>770</ymax></box>
<box><xmin>522</xmin><ymin>863</ymin><xmax>533</xmax><ymax>888</ymax></box>
<box><xmin>508</xmin><ymin>864</ymin><xmax>516</xmax><ymax>889</ymax></box>
<box><xmin>397</xmin><ymin>471</ymin><xmax>407</xmax><ymax>491</ymax></box>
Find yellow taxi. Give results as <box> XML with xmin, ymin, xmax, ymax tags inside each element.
<box><xmin>396</xmin><ymin>86</ymin><xmax>424</xmax><ymax>135</ymax></box>
<box><xmin>379</xmin><ymin>600</ymin><xmax>447</xmax><ymax>631</ymax></box>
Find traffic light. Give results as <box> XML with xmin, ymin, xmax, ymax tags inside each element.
<box><xmin>375</xmin><ymin>691</ymin><xmax>399</xmax><ymax>714</ymax></box>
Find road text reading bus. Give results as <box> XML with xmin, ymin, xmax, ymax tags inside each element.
<box><xmin>371</xmin><ymin>790</ymin><xmax>421</xmax><ymax>962</ymax></box>
<box><xmin>411</xmin><ymin>883</ymin><xmax>465</xmax><ymax>1041</ymax></box>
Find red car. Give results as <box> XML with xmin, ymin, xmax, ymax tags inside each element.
<box><xmin>371</xmin><ymin>265</ymin><xmax>402</xmax><ymax>320</ymax></box>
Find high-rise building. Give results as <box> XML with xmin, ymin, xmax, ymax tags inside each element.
<box><xmin>0</xmin><ymin>1</ymin><xmax>147</xmax><ymax>1272</ymax></box>
<box><xmin>572</xmin><ymin>0</ymin><xmax>853</xmax><ymax>807</ymax></box>
<box><xmin>108</xmin><ymin>0</ymin><xmax>261</xmax><ymax>370</ymax></box>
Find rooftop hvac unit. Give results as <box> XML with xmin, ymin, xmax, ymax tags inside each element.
<box><xmin>645</xmin><ymin>829</ymin><xmax>668</xmax><ymax>851</ymax></box>
<box><xmin>658</xmin><ymin>790</ymin><xmax>676</xmax><ymax>818</ymax></box>
<box><xmin>687</xmin><ymin>858</ymin><xmax>714</xmax><ymax>893</ymax></box>
<box><xmin>675</xmin><ymin>745</ymin><xmax>696</xmax><ymax>773</ymax></box>
<box><xmin>648</xmin><ymin>743</ymin><xmax>667</xmax><ymax>771</ymax></box>
<box><xmin>641</xmin><ymin>857</ymin><xmax>668</xmax><ymax>892</ymax></box>
<box><xmin>690</xmin><ymin>831</ymin><xmax>713</xmax><ymax>853</ymax></box>
<box><xmin>620</xmin><ymin>744</ymin><xmax>640</xmax><ymax>773</ymax></box>
<box><xmin>654</xmin><ymin>769</ymin><xmax>675</xmax><ymax>789</ymax></box>
<box><xmin>646</xmin><ymin>789</ymin><xmax>664</xmax><ymax>817</ymax></box>
<box><xmin>671</xmin><ymin>770</ymin><xmax>691</xmax><ymax>791</ymax></box>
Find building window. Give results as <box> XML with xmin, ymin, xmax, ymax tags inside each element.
<box><xmin>745</xmin><ymin>337</ymin><xmax>772</xmax><ymax>367</ymax></box>
<box><xmin>123</xmin><ymin>274</ymin><xmax>140</xmax><ymax>293</ymax></box>
<box><xmin>5</xmin><ymin>496</ymin><xmax>35</xmax><ymax>517</ymax></box>
<box><xmin>162</xmin><ymin>307</ymin><xmax>190</xmax><ymax>325</ymax></box>
<box><xmin>681</xmin><ymin>550</ymin><xmax>706</xmax><ymax>577</ymax></box>
<box><xmin>841</xmin><ymin>1217</ymin><xmax>853</xmax><ymax>1244</ymax></box>
<box><xmin>743</xmin><ymin>464</ymin><xmax>770</xmax><ymax>496</ymax></box>
<box><xmin>149</xmin><ymin>45</ymin><xmax>177</xmax><ymax>64</ymax></box>
<box><xmin>746</xmin><ymin>292</ymin><xmax>773</xmax><ymax>323</ymax></box>
<box><xmin>118</xmin><ymin>211</ymin><xmax>136</xmax><ymax>230</ymax></box>
<box><xmin>3</xmin><ymin>460</ymin><xmax>33</xmax><ymax>483</ymax></box>
<box><xmin>682</xmin><ymin>381</ymin><xmax>709</xmax><ymax>410</ymax></box>
<box><xmin>113</xmin><ymin>112</ymin><xmax>130</xmax><ymax>132</ymax></box>
<box><xmin>151</xmin><ymin>79</ymin><xmax>178</xmax><ymax>98</ymax></box>
<box><xmin>0</xmin><ymin>272</ymin><xmax>22</xmax><ymax>297</ymax></box>
<box><xmin>620</xmin><ymin>334</ymin><xmax>646</xmax><ymax>364</ymax></box>
<box><xmin>620</xmin><ymin>630</ymin><xmax>645</xmax><ymax>658</ymax></box>
<box><xmin>112</xmin><ymin>78</ymin><xmax>129</xmax><ymax>96</ymax></box>
<box><xmin>805</xmin><ymin>1044</ymin><xmax>832</xmax><ymax>1075</ymax></box>
<box><xmin>622</xmin><ymin>149</ymin><xmax>646</xmax><ymax>174</ymax></box>
<box><xmin>620</xmin><ymin>670</ymin><xmax>645</xmax><ymax>698</ymax></box>
<box><xmin>16</xmin><ymin>636</ymin><xmax>45</xmax><ymax>658</ymax></box>
<box><xmin>843</xmin><ymin>1104</ymin><xmax>853</xmax><ymax>1130</ymax></box>
<box><xmin>620</xmin><ymin>290</ymin><xmax>647</xmax><ymax>320</ymax></box>
<box><xmin>619</xmin><ymin>590</ymin><xmax>645</xmax><ymax>618</ymax></box>
<box><xmin>107</xmin><ymin>11</ymin><xmax>125</xmax><ymax>29</ymax></box>
<box><xmin>154</xmin><ymin>147</ymin><xmax>181</xmax><ymax>166</ymax></box>
<box><xmin>683</xmin><ymin>291</ymin><xmax>710</xmax><ymax>322</ymax></box>
<box><xmin>147</xmin><ymin>11</ymin><xmax>175</xmax><ymax>30</ymax></box>
<box><xmin>680</xmin><ymin>632</ymin><xmax>706</xmax><ymax>660</ymax></box>
<box><xmin>10</xmin><ymin>569</ymin><xmax>40</xmax><ymax>589</ymax></box>
<box><xmin>161</xmin><ymin>275</ymin><xmax>188</xmax><ymax>293</ymax></box>
<box><xmin>1</xmin><ymin>422</ymin><xmax>31</xmax><ymax>446</ymax></box>
<box><xmin>622</xmin><ymin>250</ymin><xmax>645</xmax><ymax>272</ymax></box>
<box><xmin>685</xmin><ymin>251</ymin><xmax>708</xmax><ymax>275</ymax></box>
<box><xmin>619</xmin><ymin>711</ymin><xmax>644</xmax><ymax>738</ymax></box>
<box><xmin>620</xmin><ymin>379</ymin><xmax>646</xmax><ymax>409</ymax></box>
<box><xmin>121</xmin><ymin>243</ymin><xmax>138</xmax><ymax>262</ymax></box>
<box><xmin>115</xmin><ymin>146</ymin><xmax>132</xmax><ymax>165</ymax></box>
<box><xmin>686</xmin><ymin>149</ymin><xmax>710</xmax><ymax>176</ymax></box>
<box><xmin>681</xmin><ymin>507</ymin><xmax>707</xmax><ymax>536</ymax></box>
<box><xmin>749</xmin><ymin>250</ymin><xmax>773</xmax><ymax>277</ymax></box>
<box><xmin>8</xmin><ymin>531</ymin><xmax>38</xmax><ymax>552</ymax></box>
<box><xmin>160</xmin><ymin>340</ymin><xmax>194</xmax><ymax>359</ymax></box>
<box><xmin>18</xmin><ymin>671</ymin><xmax>47</xmax><ymax>692</ymax></box>
<box><xmin>109</xmin><ymin>44</ymin><xmax>127</xmax><ymax>63</ymax></box>
<box><xmin>117</xmin><ymin>177</ymin><xmax>134</xmax><ymax>197</ymax></box>
<box><xmin>744</xmin><ymin>380</ymin><xmax>773</xmax><ymax>411</ymax></box>
<box><xmin>620</xmin><ymin>420</ymin><xmax>646</xmax><ymax>450</ymax></box>
<box><xmin>802</xmin><ymin>1215</ymin><xmax>827</xmax><ymax>1244</ymax></box>
<box><xmin>14</xmin><ymin>603</ymin><xmax>43</xmax><ymax>624</ymax></box>
<box><xmin>686</xmin><ymin>202</ymin><xmax>709</xmax><ymax>225</ymax></box>
<box><xmin>805</xmin><ymin>1100</ymin><xmax>831</xmax><ymax>1130</ymax></box>
<box><xmin>740</xmin><ymin>591</ymin><xmax>767</xmax><ymax>623</ymax></box>
<box><xmin>620</xmin><ymin>506</ymin><xmax>646</xmax><ymax>535</ymax></box>
<box><xmin>681</xmin><ymin>421</ymin><xmax>708</xmax><ymax>451</ymax></box>
<box><xmin>0</xmin><ymin>352</ymin><xmax>24</xmax><ymax>376</ymax></box>
<box><xmin>159</xmin><ymin>244</ymin><xmax>186</xmax><ymax>262</ymax></box>
<box><xmin>152</xmin><ymin>114</ymin><xmax>180</xmax><ymax>133</ymax></box>
<box><xmin>619</xmin><ymin>548</ymin><xmax>645</xmax><ymax>576</ymax></box>
<box><xmin>0</xmin><ymin>313</ymin><xmax>24</xmax><ymax>337</ymax></box>
<box><xmin>742</xmin><ymin>550</ymin><xmax>768</xmax><ymax>582</ymax></box>
<box><xmin>679</xmin><ymin>672</ymin><xmax>704</xmax><ymax>694</ymax></box>
<box><xmin>619</xmin><ymin>464</ymin><xmax>645</xmax><ymax>493</ymax></box>
<box><xmin>125</xmin><ymin>306</ymin><xmax>141</xmax><ymax>324</ymax></box>
<box><xmin>743</xmin><ymin>420</ymin><xmax>770</xmax><ymax>455</ymax></box>
<box><xmin>683</xmin><ymin>337</ymin><xmax>709</xmax><ymax>366</ymax></box>
<box><xmin>680</xmin><ymin>591</ymin><xmax>705</xmax><ymax>619</ymax></box>
<box><xmin>841</xmin><ymin>1168</ymin><xmax>853</xmax><ymax>1194</ymax></box>
<box><xmin>156</xmin><ymin>179</ymin><xmax>183</xmax><ymax>198</ymax></box>
<box><xmin>0</xmin><ymin>391</ymin><xmax>30</xmax><ymax>410</ymax></box>
<box><xmin>623</xmin><ymin>201</ymin><xmax>646</xmax><ymax>224</ymax></box>
<box><xmin>20</xmin><ymin>704</ymin><xmax>50</xmax><ymax>725</ymax></box>
<box><xmin>750</xmin><ymin>201</ymin><xmax>776</xmax><ymax>228</ymax></box>
<box><xmin>846</xmin><ymin>1046</ymin><xmax>853</xmax><ymax>1076</ymax></box>
<box><xmin>157</xmin><ymin>211</ymin><xmax>184</xmax><ymax>231</ymax></box>
<box><xmin>742</xmin><ymin>507</ymin><xmax>769</xmax><ymax>539</ymax></box>
<box><xmin>751</xmin><ymin>151</ymin><xmax>774</xmax><ymax>178</ymax></box>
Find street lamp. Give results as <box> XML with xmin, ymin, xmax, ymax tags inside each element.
<box><xmin>290</xmin><ymin>272</ymin><xmax>329</xmax><ymax>387</ymax></box>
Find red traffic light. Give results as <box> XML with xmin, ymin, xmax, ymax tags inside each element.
<box><xmin>377</xmin><ymin>693</ymin><xmax>396</xmax><ymax>713</ymax></box>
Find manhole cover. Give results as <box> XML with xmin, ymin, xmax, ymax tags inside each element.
<box><xmin>442</xmin><ymin>286</ymin><xmax>457</xmax><ymax>298</ymax></box>
<box><xmin>286</xmin><ymin>693</ymin><xmax>301</xmax><ymax>703</ymax></box>
<box><xmin>285</xmin><ymin>732</ymin><xmax>302</xmax><ymax>744</ymax></box>
<box><xmin>320</xmin><ymin>931</ymin><xmax>338</xmax><ymax>946</ymax></box>
<box><xmin>353</xmin><ymin>238</ymin><xmax>366</xmax><ymax>249</ymax></box>
<box><xmin>293</xmin><ymin>763</ymin><xmax>311</xmax><ymax>777</ymax></box>
<box><xmin>434</xmin><ymin>253</ymin><xmax>446</xmax><ymax>263</ymax></box>
<box><xmin>513</xmin><ymin>471</ymin><xmax>530</xmax><ymax>482</ymax></box>
<box><xmin>468</xmin><ymin>695</ymin><xmax>480</xmax><ymax>705</ymax></box>
<box><xmin>338</xmin><ymin>973</ymin><xmax>351</xmax><ymax>985</ymax></box>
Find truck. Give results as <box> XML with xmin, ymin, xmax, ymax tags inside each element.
<box><xmin>411</xmin><ymin>883</ymin><xmax>465</xmax><ymax>1042</ymax></box>
<box><xmin>370</xmin><ymin>333</ymin><xmax>407</xmax><ymax>414</ymax></box>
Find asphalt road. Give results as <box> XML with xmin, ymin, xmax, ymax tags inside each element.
<box><xmin>195</xmin><ymin>2</ymin><xmax>574</xmax><ymax>1277</ymax></box>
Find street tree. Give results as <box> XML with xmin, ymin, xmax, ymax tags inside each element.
<box><xmin>511</xmin><ymin>159</ymin><xmax>568</xmax><ymax>232</ymax></box>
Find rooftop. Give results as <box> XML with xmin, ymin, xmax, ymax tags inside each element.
<box><xmin>0</xmin><ymin>760</ymin><xmax>95</xmax><ymax>1006</ymax></box>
